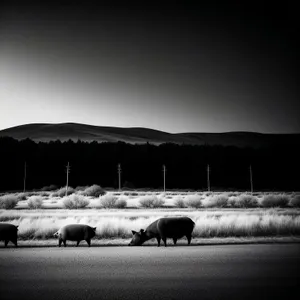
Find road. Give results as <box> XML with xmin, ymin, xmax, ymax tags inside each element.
<box><xmin>0</xmin><ymin>244</ymin><xmax>299</xmax><ymax>300</ymax></box>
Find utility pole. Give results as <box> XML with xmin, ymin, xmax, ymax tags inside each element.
<box><xmin>207</xmin><ymin>164</ymin><xmax>210</xmax><ymax>192</ymax></box>
<box><xmin>65</xmin><ymin>162</ymin><xmax>70</xmax><ymax>196</ymax></box>
<box><xmin>249</xmin><ymin>165</ymin><xmax>253</xmax><ymax>194</ymax></box>
<box><xmin>162</xmin><ymin>165</ymin><xmax>166</xmax><ymax>192</ymax></box>
<box><xmin>23</xmin><ymin>161</ymin><xmax>26</xmax><ymax>193</ymax></box>
<box><xmin>118</xmin><ymin>164</ymin><xmax>122</xmax><ymax>191</ymax></box>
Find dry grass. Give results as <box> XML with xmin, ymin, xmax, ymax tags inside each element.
<box><xmin>1</xmin><ymin>208</ymin><xmax>299</xmax><ymax>240</ymax></box>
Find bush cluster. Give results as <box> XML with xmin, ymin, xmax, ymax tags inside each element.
<box><xmin>185</xmin><ymin>195</ymin><xmax>202</xmax><ymax>208</ymax></box>
<box><xmin>41</xmin><ymin>185</ymin><xmax>58</xmax><ymax>191</ymax></box>
<box><xmin>99</xmin><ymin>194</ymin><xmax>127</xmax><ymax>208</ymax></box>
<box><xmin>0</xmin><ymin>195</ymin><xmax>19</xmax><ymax>209</ymax></box>
<box><xmin>82</xmin><ymin>185</ymin><xmax>106</xmax><ymax>197</ymax></box>
<box><xmin>17</xmin><ymin>192</ymin><xmax>27</xmax><ymax>201</ymax></box>
<box><xmin>27</xmin><ymin>196</ymin><xmax>43</xmax><ymax>209</ymax></box>
<box><xmin>229</xmin><ymin>195</ymin><xmax>258</xmax><ymax>208</ymax></box>
<box><xmin>290</xmin><ymin>194</ymin><xmax>300</xmax><ymax>208</ymax></box>
<box><xmin>139</xmin><ymin>195</ymin><xmax>165</xmax><ymax>208</ymax></box>
<box><xmin>173</xmin><ymin>196</ymin><xmax>186</xmax><ymax>208</ymax></box>
<box><xmin>261</xmin><ymin>194</ymin><xmax>290</xmax><ymax>208</ymax></box>
<box><xmin>62</xmin><ymin>195</ymin><xmax>90</xmax><ymax>209</ymax></box>
<box><xmin>202</xmin><ymin>195</ymin><xmax>228</xmax><ymax>208</ymax></box>
<box><xmin>52</xmin><ymin>187</ymin><xmax>75</xmax><ymax>198</ymax></box>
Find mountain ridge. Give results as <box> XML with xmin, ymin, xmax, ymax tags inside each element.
<box><xmin>0</xmin><ymin>122</ymin><xmax>299</xmax><ymax>148</ymax></box>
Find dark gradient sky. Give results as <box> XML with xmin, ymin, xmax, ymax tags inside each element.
<box><xmin>0</xmin><ymin>1</ymin><xmax>299</xmax><ymax>133</ymax></box>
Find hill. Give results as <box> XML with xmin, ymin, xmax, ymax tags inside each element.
<box><xmin>0</xmin><ymin>123</ymin><xmax>299</xmax><ymax>148</ymax></box>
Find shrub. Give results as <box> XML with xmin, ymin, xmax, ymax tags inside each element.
<box><xmin>0</xmin><ymin>195</ymin><xmax>19</xmax><ymax>209</ymax></box>
<box><xmin>124</xmin><ymin>192</ymin><xmax>138</xmax><ymax>196</ymax></box>
<box><xmin>202</xmin><ymin>195</ymin><xmax>228</xmax><ymax>208</ymax></box>
<box><xmin>290</xmin><ymin>194</ymin><xmax>300</xmax><ymax>207</ymax></box>
<box><xmin>62</xmin><ymin>194</ymin><xmax>90</xmax><ymax>209</ymax></box>
<box><xmin>17</xmin><ymin>192</ymin><xmax>27</xmax><ymax>200</ymax></box>
<box><xmin>139</xmin><ymin>195</ymin><xmax>165</xmax><ymax>208</ymax></box>
<box><xmin>229</xmin><ymin>194</ymin><xmax>258</xmax><ymax>208</ymax></box>
<box><xmin>139</xmin><ymin>195</ymin><xmax>156</xmax><ymax>208</ymax></box>
<box><xmin>83</xmin><ymin>185</ymin><xmax>106</xmax><ymax>197</ymax></box>
<box><xmin>115</xmin><ymin>197</ymin><xmax>127</xmax><ymax>209</ymax></box>
<box><xmin>52</xmin><ymin>187</ymin><xmax>75</xmax><ymax>197</ymax></box>
<box><xmin>99</xmin><ymin>194</ymin><xmax>117</xmax><ymax>208</ymax></box>
<box><xmin>27</xmin><ymin>196</ymin><xmax>43</xmax><ymax>209</ymax></box>
<box><xmin>261</xmin><ymin>194</ymin><xmax>290</xmax><ymax>208</ymax></box>
<box><xmin>174</xmin><ymin>196</ymin><xmax>186</xmax><ymax>208</ymax></box>
<box><xmin>41</xmin><ymin>185</ymin><xmax>58</xmax><ymax>191</ymax></box>
<box><xmin>185</xmin><ymin>195</ymin><xmax>202</xmax><ymax>209</ymax></box>
<box><xmin>152</xmin><ymin>196</ymin><xmax>165</xmax><ymax>208</ymax></box>
<box><xmin>75</xmin><ymin>186</ymin><xmax>88</xmax><ymax>192</ymax></box>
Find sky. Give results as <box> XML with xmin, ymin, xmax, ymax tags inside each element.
<box><xmin>0</xmin><ymin>1</ymin><xmax>299</xmax><ymax>133</ymax></box>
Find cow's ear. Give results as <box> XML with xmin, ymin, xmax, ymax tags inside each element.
<box><xmin>132</xmin><ymin>230</ymin><xmax>137</xmax><ymax>235</ymax></box>
<box><xmin>140</xmin><ymin>229</ymin><xmax>144</xmax><ymax>233</ymax></box>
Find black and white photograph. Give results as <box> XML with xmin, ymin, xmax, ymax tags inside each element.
<box><xmin>0</xmin><ymin>1</ymin><xmax>299</xmax><ymax>299</ymax></box>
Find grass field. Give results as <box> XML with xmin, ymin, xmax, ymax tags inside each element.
<box><xmin>1</xmin><ymin>208</ymin><xmax>299</xmax><ymax>241</ymax></box>
<box><xmin>1</xmin><ymin>188</ymin><xmax>300</xmax><ymax>243</ymax></box>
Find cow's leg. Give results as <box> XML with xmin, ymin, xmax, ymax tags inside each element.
<box><xmin>173</xmin><ymin>238</ymin><xmax>177</xmax><ymax>245</ymax></box>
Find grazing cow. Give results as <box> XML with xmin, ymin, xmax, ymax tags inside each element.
<box><xmin>0</xmin><ymin>223</ymin><xmax>18</xmax><ymax>247</ymax></box>
<box><xmin>54</xmin><ymin>224</ymin><xmax>96</xmax><ymax>247</ymax></box>
<box><xmin>129</xmin><ymin>217</ymin><xmax>195</xmax><ymax>247</ymax></box>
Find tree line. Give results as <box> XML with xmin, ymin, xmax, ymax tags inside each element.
<box><xmin>0</xmin><ymin>137</ymin><xmax>299</xmax><ymax>191</ymax></box>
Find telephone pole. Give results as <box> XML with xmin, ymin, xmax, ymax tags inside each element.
<box><xmin>162</xmin><ymin>165</ymin><xmax>166</xmax><ymax>192</ymax></box>
<box><xmin>249</xmin><ymin>165</ymin><xmax>253</xmax><ymax>194</ymax></box>
<box><xmin>207</xmin><ymin>164</ymin><xmax>210</xmax><ymax>192</ymax></box>
<box><xmin>118</xmin><ymin>164</ymin><xmax>122</xmax><ymax>191</ymax></box>
<box><xmin>65</xmin><ymin>162</ymin><xmax>70</xmax><ymax>196</ymax></box>
<box><xmin>23</xmin><ymin>161</ymin><xmax>27</xmax><ymax>193</ymax></box>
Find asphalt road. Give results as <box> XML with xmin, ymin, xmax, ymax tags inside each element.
<box><xmin>0</xmin><ymin>244</ymin><xmax>299</xmax><ymax>300</ymax></box>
